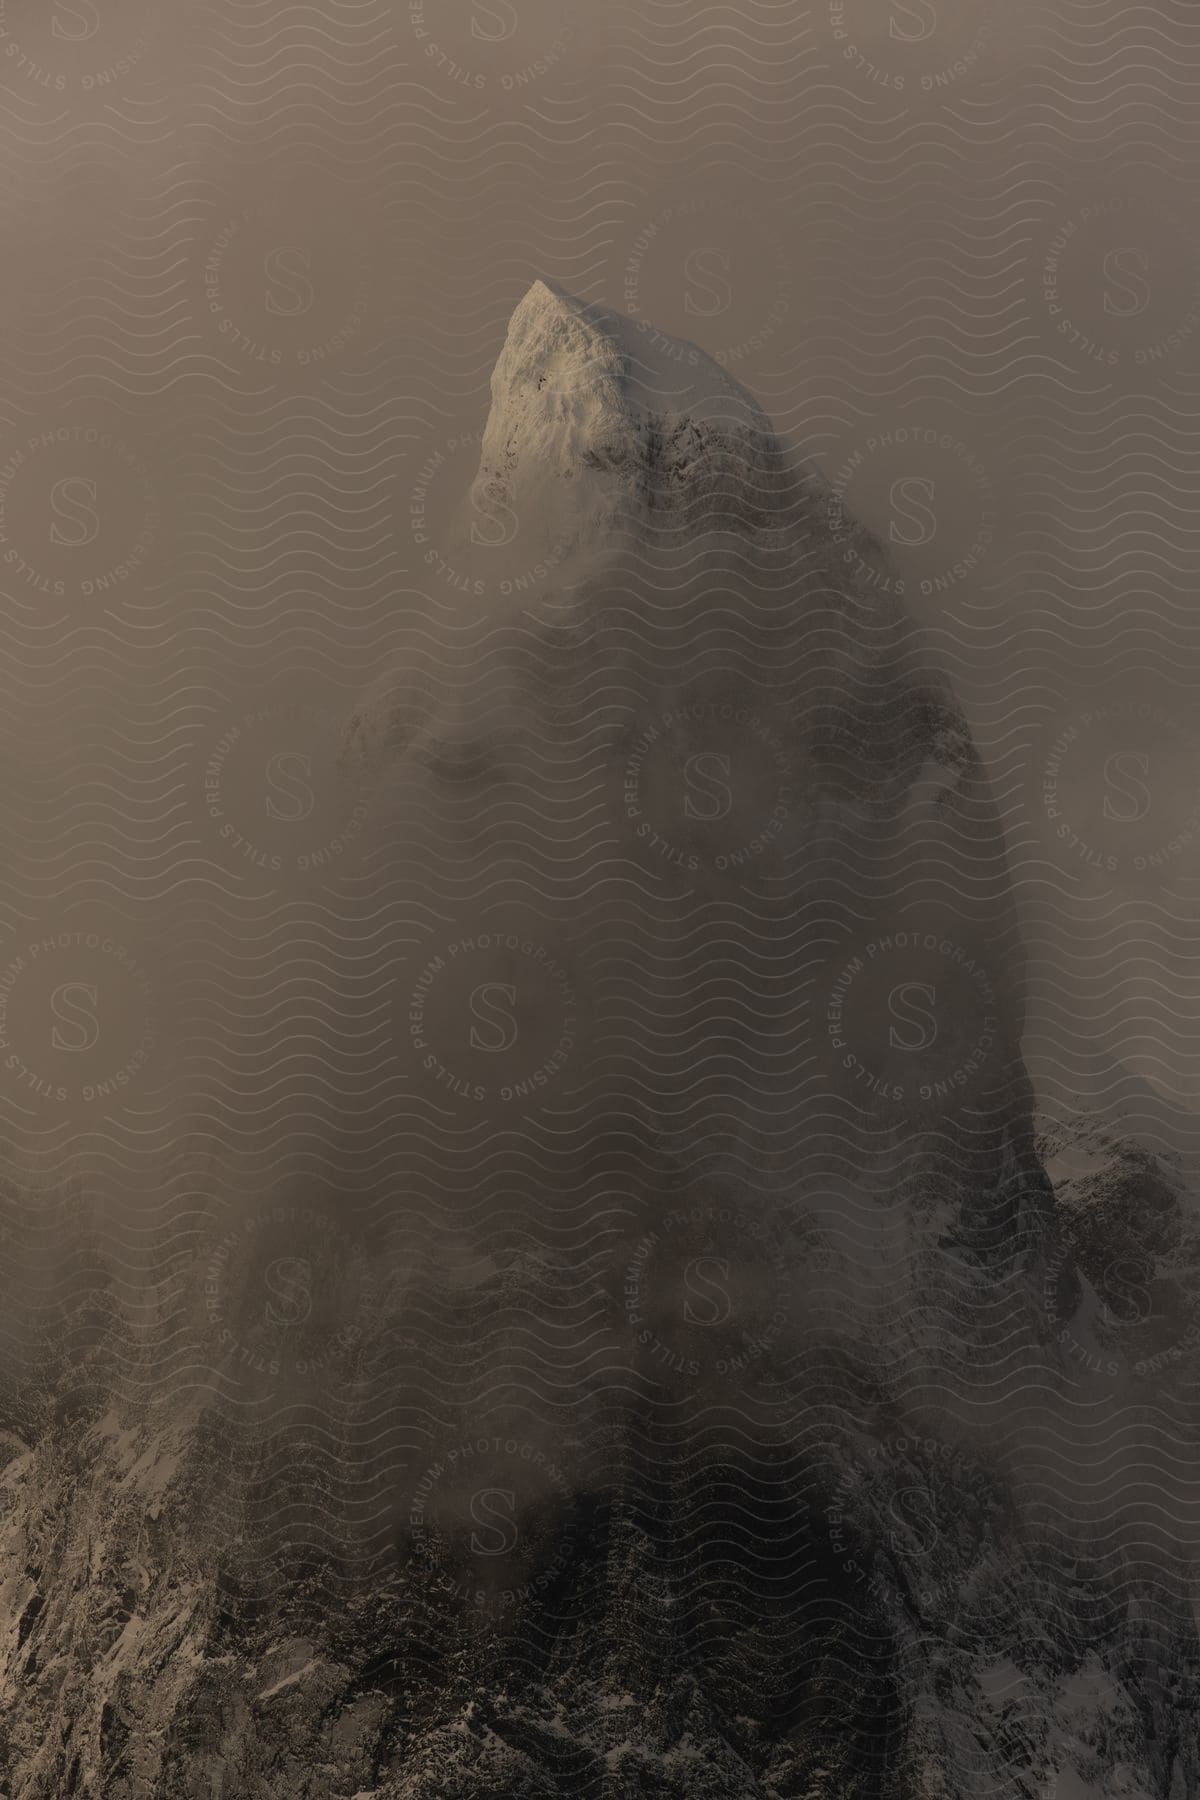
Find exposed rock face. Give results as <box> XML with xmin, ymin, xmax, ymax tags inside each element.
<box><xmin>468</xmin><ymin>278</ymin><xmax>794</xmax><ymax>552</ymax></box>
<box><xmin>2</xmin><ymin>286</ymin><xmax>1197</xmax><ymax>1798</ymax></box>
<box><xmin>1041</xmin><ymin>1089</ymin><xmax>1200</xmax><ymax>1385</ymax></box>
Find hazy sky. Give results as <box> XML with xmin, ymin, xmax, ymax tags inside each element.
<box><xmin>0</xmin><ymin>0</ymin><xmax>1197</xmax><ymax>1195</ymax></box>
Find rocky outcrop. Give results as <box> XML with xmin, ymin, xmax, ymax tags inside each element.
<box><xmin>2</xmin><ymin>285</ymin><xmax>1197</xmax><ymax>1797</ymax></box>
<box><xmin>469</xmin><ymin>277</ymin><xmax>795</xmax><ymax>547</ymax></box>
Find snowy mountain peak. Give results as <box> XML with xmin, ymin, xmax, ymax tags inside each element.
<box><xmin>470</xmin><ymin>279</ymin><xmax>792</xmax><ymax>565</ymax></box>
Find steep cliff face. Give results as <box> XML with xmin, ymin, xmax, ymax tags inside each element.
<box><xmin>2</xmin><ymin>286</ymin><xmax>1197</xmax><ymax>1798</ymax></box>
<box><xmin>350</xmin><ymin>274</ymin><xmax>1049</xmax><ymax>1351</ymax></box>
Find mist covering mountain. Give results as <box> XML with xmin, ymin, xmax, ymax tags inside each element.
<box><xmin>0</xmin><ymin>284</ymin><xmax>1196</xmax><ymax>1798</ymax></box>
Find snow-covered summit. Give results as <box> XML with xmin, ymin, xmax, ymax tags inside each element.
<box><xmin>468</xmin><ymin>278</ymin><xmax>795</xmax><ymax>563</ymax></box>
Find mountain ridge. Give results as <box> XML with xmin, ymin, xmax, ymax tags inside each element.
<box><xmin>0</xmin><ymin>282</ymin><xmax>1195</xmax><ymax>1799</ymax></box>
